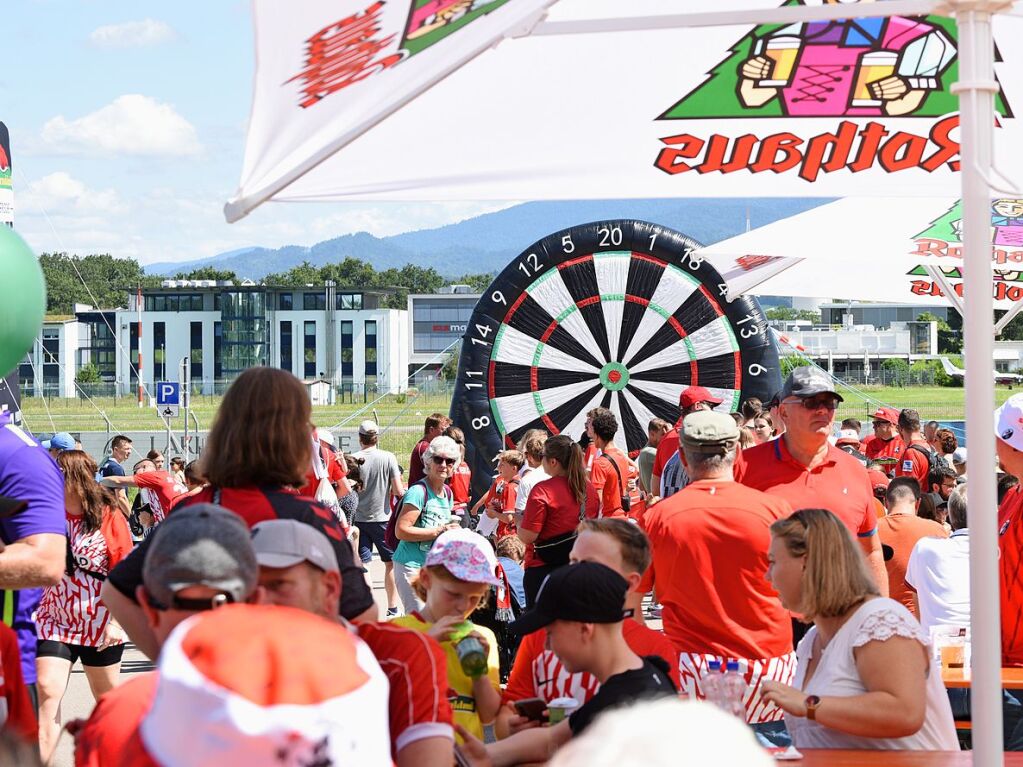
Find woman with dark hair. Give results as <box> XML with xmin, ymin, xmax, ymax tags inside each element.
<box><xmin>101</xmin><ymin>368</ymin><xmax>376</xmax><ymax>660</ymax></box>
<box><xmin>516</xmin><ymin>435</ymin><xmax>599</xmax><ymax>607</ymax></box>
<box><xmin>760</xmin><ymin>508</ymin><xmax>957</xmax><ymax>751</ymax></box>
<box><xmin>37</xmin><ymin>451</ymin><xmax>133</xmax><ymax>761</ymax></box>
<box><xmin>145</xmin><ymin>450</ymin><xmax>165</xmax><ymax>471</ymax></box>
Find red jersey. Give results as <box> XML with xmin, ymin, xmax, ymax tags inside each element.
<box><xmin>409</xmin><ymin>438</ymin><xmax>431</xmax><ymax>485</ymax></box>
<box><xmin>135</xmin><ymin>471</ymin><xmax>189</xmax><ymax>524</ymax></box>
<box><xmin>642</xmin><ymin>481</ymin><xmax>793</xmax><ymax>659</ymax></box>
<box><xmin>863</xmin><ymin>434</ymin><xmax>906</xmax><ymax>470</ymax></box>
<box><xmin>74</xmin><ymin>673</ymin><xmax>157</xmax><ymax>767</ymax></box>
<box><xmin>895</xmin><ymin>439</ymin><xmax>931</xmax><ymax>489</ymax></box>
<box><xmin>652</xmin><ymin>428</ymin><xmax>680</xmax><ymax>481</ymax></box>
<box><xmin>589</xmin><ymin>448</ymin><xmax>635</xmax><ymax>519</ymax></box>
<box><xmin>448</xmin><ymin>463</ymin><xmax>472</xmax><ymax>508</ymax></box>
<box><xmin>355</xmin><ymin>621</ymin><xmax>453</xmax><ymax>757</ymax></box>
<box><xmin>1002</xmin><ymin>484</ymin><xmax>1023</xmax><ymax>529</ymax></box>
<box><xmin>736</xmin><ymin>437</ymin><xmax>877</xmax><ymax>539</ymax></box>
<box><xmin>520</xmin><ymin>477</ymin><xmax>599</xmax><ymax>568</ymax></box>
<box><xmin>300</xmin><ymin>444</ymin><xmax>347</xmax><ymax>498</ymax></box>
<box><xmin>0</xmin><ymin>622</ymin><xmax>34</xmax><ymax>742</ymax></box>
<box><xmin>503</xmin><ymin>621</ymin><xmax>680</xmax><ymax>707</ymax></box>
<box><xmin>37</xmin><ymin>510</ymin><xmax>133</xmax><ymax>646</ymax></box>
<box><xmin>1000</xmin><ymin>486</ymin><xmax>1023</xmax><ymax>665</ymax></box>
<box><xmin>583</xmin><ymin>443</ymin><xmax>598</xmax><ymax>473</ymax></box>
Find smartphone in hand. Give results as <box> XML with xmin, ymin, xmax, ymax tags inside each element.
<box><xmin>513</xmin><ymin>697</ymin><xmax>548</xmax><ymax>722</ymax></box>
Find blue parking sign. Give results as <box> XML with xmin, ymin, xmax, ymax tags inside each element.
<box><xmin>156</xmin><ymin>382</ymin><xmax>180</xmax><ymax>406</ymax></box>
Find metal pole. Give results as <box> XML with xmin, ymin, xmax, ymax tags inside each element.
<box><xmin>954</xmin><ymin>5</ymin><xmax>1002</xmax><ymax>765</ymax></box>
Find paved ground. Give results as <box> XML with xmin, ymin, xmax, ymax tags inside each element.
<box><xmin>52</xmin><ymin>557</ymin><xmax>661</xmax><ymax>765</ymax></box>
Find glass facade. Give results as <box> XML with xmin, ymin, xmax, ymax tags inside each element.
<box><xmin>214</xmin><ymin>322</ymin><xmax>223</xmax><ymax>380</ymax></box>
<box><xmin>80</xmin><ymin>312</ymin><xmax>117</xmax><ymax>381</ymax></box>
<box><xmin>336</xmin><ymin>293</ymin><xmax>363</xmax><ymax>310</ymax></box>
<box><xmin>340</xmin><ymin>321</ymin><xmax>353</xmax><ymax>383</ymax></box>
<box><xmin>303</xmin><ymin>292</ymin><xmax>327</xmax><ymax>311</ymax></box>
<box><xmin>190</xmin><ymin>321</ymin><xmax>203</xmax><ymax>380</ymax></box>
<box><xmin>42</xmin><ymin>328</ymin><xmax>59</xmax><ymax>390</ymax></box>
<box><xmin>411</xmin><ymin>297</ymin><xmax>478</xmax><ymax>353</ymax></box>
<box><xmin>279</xmin><ymin>292</ymin><xmax>293</xmax><ymax>311</ymax></box>
<box><xmin>144</xmin><ymin>293</ymin><xmax>204</xmax><ymax>312</ymax></box>
<box><xmin>220</xmin><ymin>291</ymin><xmax>267</xmax><ymax>376</ymax></box>
<box><xmin>304</xmin><ymin>321</ymin><xmax>317</xmax><ymax>378</ymax></box>
<box><xmin>365</xmin><ymin>320</ymin><xmax>377</xmax><ymax>389</ymax></box>
<box><xmin>153</xmin><ymin>322</ymin><xmax>166</xmax><ymax>381</ymax></box>
<box><xmin>130</xmin><ymin>324</ymin><xmax>139</xmax><ymax>388</ymax></box>
<box><xmin>280</xmin><ymin>321</ymin><xmax>293</xmax><ymax>374</ymax></box>
<box><xmin>823</xmin><ymin>305</ymin><xmax>949</xmax><ymax>328</ymax></box>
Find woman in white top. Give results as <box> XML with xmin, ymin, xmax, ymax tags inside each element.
<box><xmin>760</xmin><ymin>507</ymin><xmax>958</xmax><ymax>750</ymax></box>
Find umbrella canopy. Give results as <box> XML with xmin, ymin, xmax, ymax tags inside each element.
<box><xmin>226</xmin><ymin>0</ymin><xmax>1022</xmax><ymax>220</ymax></box>
<box><xmin>699</xmin><ymin>196</ymin><xmax>1023</xmax><ymax>312</ymax></box>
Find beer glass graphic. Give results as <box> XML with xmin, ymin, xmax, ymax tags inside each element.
<box><xmin>757</xmin><ymin>37</ymin><xmax>800</xmax><ymax>86</ymax></box>
<box><xmin>853</xmin><ymin>52</ymin><xmax>898</xmax><ymax>106</ymax></box>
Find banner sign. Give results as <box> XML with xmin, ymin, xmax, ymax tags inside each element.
<box><xmin>0</xmin><ymin>122</ymin><xmax>12</xmax><ymax>227</ymax></box>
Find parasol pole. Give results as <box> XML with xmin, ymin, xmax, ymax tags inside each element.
<box><xmin>953</xmin><ymin>1</ymin><xmax>1006</xmax><ymax>764</ymax></box>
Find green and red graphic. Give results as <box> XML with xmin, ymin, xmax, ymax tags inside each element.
<box><xmin>0</xmin><ymin>122</ymin><xmax>11</xmax><ymax>190</ymax></box>
<box><xmin>660</xmin><ymin>1</ymin><xmax>1010</xmax><ymax>120</ymax></box>
<box><xmin>401</xmin><ymin>0</ymin><xmax>511</xmax><ymax>57</ymax></box>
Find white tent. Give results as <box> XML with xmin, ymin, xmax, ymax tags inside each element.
<box><xmin>228</xmin><ymin>2</ymin><xmax>1018</xmax><ymax>761</ymax></box>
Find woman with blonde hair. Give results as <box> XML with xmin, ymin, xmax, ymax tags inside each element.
<box><xmin>760</xmin><ymin>507</ymin><xmax>957</xmax><ymax>750</ymax></box>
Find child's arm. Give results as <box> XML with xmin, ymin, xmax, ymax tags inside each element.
<box><xmin>473</xmin><ymin>673</ymin><xmax>504</xmax><ymax>726</ymax></box>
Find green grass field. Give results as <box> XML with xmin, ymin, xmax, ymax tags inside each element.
<box><xmin>20</xmin><ymin>383</ymin><xmax>1014</xmax><ymax>458</ymax></box>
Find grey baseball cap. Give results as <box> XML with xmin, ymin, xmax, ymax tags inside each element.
<box><xmin>681</xmin><ymin>410</ymin><xmax>740</xmax><ymax>453</ymax></box>
<box><xmin>250</xmin><ymin>519</ymin><xmax>339</xmax><ymax>573</ymax></box>
<box><xmin>779</xmin><ymin>366</ymin><xmax>843</xmax><ymax>402</ymax></box>
<box><xmin>143</xmin><ymin>503</ymin><xmax>258</xmax><ymax>609</ymax></box>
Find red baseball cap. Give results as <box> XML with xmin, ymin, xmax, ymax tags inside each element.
<box><xmin>870</xmin><ymin>407</ymin><xmax>900</xmax><ymax>426</ymax></box>
<box><xmin>679</xmin><ymin>386</ymin><xmax>724</xmax><ymax>411</ymax></box>
<box><xmin>866</xmin><ymin>468</ymin><xmax>890</xmax><ymax>491</ymax></box>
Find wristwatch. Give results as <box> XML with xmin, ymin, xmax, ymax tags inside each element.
<box><xmin>804</xmin><ymin>695</ymin><xmax>821</xmax><ymax>721</ymax></box>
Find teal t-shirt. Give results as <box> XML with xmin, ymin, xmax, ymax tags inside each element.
<box><xmin>393</xmin><ymin>482</ymin><xmax>454</xmax><ymax>568</ymax></box>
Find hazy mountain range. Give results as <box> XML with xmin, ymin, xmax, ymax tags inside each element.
<box><xmin>146</xmin><ymin>198</ymin><xmax>831</xmax><ymax>280</ymax></box>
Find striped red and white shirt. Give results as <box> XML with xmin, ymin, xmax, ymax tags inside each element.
<box><xmin>37</xmin><ymin>510</ymin><xmax>133</xmax><ymax>647</ymax></box>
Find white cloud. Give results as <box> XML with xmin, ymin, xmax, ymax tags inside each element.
<box><xmin>89</xmin><ymin>19</ymin><xmax>176</xmax><ymax>48</ymax></box>
<box><xmin>41</xmin><ymin>95</ymin><xmax>201</xmax><ymax>157</ymax></box>
<box><xmin>19</xmin><ymin>172</ymin><xmax>126</xmax><ymax>216</ymax></box>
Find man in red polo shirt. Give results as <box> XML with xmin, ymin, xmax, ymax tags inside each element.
<box><xmin>996</xmin><ymin>394</ymin><xmax>1023</xmax><ymax>667</ymax></box>
<box><xmin>651</xmin><ymin>386</ymin><xmax>723</xmax><ymax>499</ymax></box>
<box><xmin>894</xmin><ymin>408</ymin><xmax>933</xmax><ymax>489</ymax></box>
<box><xmin>862</xmin><ymin>406</ymin><xmax>905</xmax><ymax>475</ymax></box>
<box><xmin>644</xmin><ymin>410</ymin><xmax>794</xmax><ymax>746</ymax></box>
<box><xmin>736</xmin><ymin>366</ymin><xmax>888</xmax><ymax>596</ymax></box>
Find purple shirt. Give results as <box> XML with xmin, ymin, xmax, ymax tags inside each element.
<box><xmin>0</xmin><ymin>412</ymin><xmax>67</xmax><ymax>683</ymax></box>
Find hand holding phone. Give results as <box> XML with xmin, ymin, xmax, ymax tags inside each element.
<box><xmin>513</xmin><ymin>697</ymin><xmax>548</xmax><ymax>722</ymax></box>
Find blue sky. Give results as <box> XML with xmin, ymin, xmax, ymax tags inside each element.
<box><xmin>7</xmin><ymin>2</ymin><xmax>507</xmax><ymax>265</ymax></box>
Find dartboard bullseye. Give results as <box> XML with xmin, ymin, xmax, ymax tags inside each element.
<box><xmin>451</xmin><ymin>220</ymin><xmax>781</xmax><ymax>499</ymax></box>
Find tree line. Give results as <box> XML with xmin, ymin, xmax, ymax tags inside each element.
<box><xmin>39</xmin><ymin>254</ymin><xmax>495</xmax><ymax>314</ymax></box>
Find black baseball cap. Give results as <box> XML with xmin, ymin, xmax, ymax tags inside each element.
<box><xmin>508</xmin><ymin>562</ymin><xmax>631</xmax><ymax>635</ymax></box>
<box><xmin>779</xmin><ymin>366</ymin><xmax>843</xmax><ymax>402</ymax></box>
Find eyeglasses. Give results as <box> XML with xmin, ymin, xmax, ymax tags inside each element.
<box><xmin>433</xmin><ymin>456</ymin><xmax>457</xmax><ymax>466</ymax></box>
<box><xmin>784</xmin><ymin>397</ymin><xmax>839</xmax><ymax>412</ymax></box>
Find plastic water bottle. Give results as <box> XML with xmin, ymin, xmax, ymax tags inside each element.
<box><xmin>722</xmin><ymin>660</ymin><xmax>748</xmax><ymax>719</ymax></box>
<box><xmin>702</xmin><ymin>660</ymin><xmax>724</xmax><ymax>708</ymax></box>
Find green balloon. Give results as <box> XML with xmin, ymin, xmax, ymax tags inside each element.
<box><xmin>0</xmin><ymin>227</ymin><xmax>45</xmax><ymax>378</ymax></box>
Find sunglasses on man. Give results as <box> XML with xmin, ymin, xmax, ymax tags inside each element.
<box><xmin>783</xmin><ymin>396</ymin><xmax>840</xmax><ymax>412</ymax></box>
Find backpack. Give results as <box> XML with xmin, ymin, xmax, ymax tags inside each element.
<box><xmin>905</xmin><ymin>443</ymin><xmax>949</xmax><ymax>479</ymax></box>
<box><xmin>384</xmin><ymin>480</ymin><xmax>453</xmax><ymax>551</ymax></box>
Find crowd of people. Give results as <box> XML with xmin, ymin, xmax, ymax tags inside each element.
<box><xmin>0</xmin><ymin>362</ymin><xmax>1021</xmax><ymax>763</ymax></box>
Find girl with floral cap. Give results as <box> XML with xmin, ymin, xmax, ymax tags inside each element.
<box><xmin>393</xmin><ymin>528</ymin><xmax>503</xmax><ymax>741</ymax></box>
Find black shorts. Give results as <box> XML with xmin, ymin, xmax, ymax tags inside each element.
<box><xmin>37</xmin><ymin>639</ymin><xmax>124</xmax><ymax>667</ymax></box>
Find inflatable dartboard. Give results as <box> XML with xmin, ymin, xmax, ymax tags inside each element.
<box><xmin>450</xmin><ymin>220</ymin><xmax>781</xmax><ymax>498</ymax></box>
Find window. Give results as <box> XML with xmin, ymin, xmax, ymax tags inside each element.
<box><xmin>280</xmin><ymin>321</ymin><xmax>293</xmax><ymax>374</ymax></box>
<box><xmin>304</xmin><ymin>321</ymin><xmax>317</xmax><ymax>378</ymax></box>
<box><xmin>214</xmin><ymin>322</ymin><xmax>222</xmax><ymax>380</ymax></box>
<box><xmin>279</xmin><ymin>293</ymin><xmax>293</xmax><ymax>311</ymax></box>
<box><xmin>153</xmin><ymin>322</ymin><xmax>166</xmax><ymax>382</ymax></box>
<box><xmin>340</xmin><ymin>321</ymin><xmax>353</xmax><ymax>383</ymax></box>
<box><xmin>336</xmin><ymin>293</ymin><xmax>363</xmax><ymax>310</ymax></box>
<box><xmin>304</xmin><ymin>292</ymin><xmax>326</xmax><ymax>311</ymax></box>
<box><xmin>130</xmin><ymin>324</ymin><xmax>139</xmax><ymax>388</ymax></box>
<box><xmin>365</xmin><ymin>320</ymin><xmax>377</xmax><ymax>388</ymax></box>
<box><xmin>190</xmin><ymin>322</ymin><xmax>203</xmax><ymax>380</ymax></box>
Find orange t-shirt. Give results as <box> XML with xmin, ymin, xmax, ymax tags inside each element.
<box><xmin>74</xmin><ymin>672</ymin><xmax>158</xmax><ymax>767</ymax></box>
<box><xmin>1000</xmin><ymin>486</ymin><xmax>1023</xmax><ymax>665</ymax></box>
<box><xmin>735</xmin><ymin>437</ymin><xmax>877</xmax><ymax>540</ymax></box>
<box><xmin>589</xmin><ymin>448</ymin><xmax>633</xmax><ymax>519</ymax></box>
<box><xmin>877</xmin><ymin>514</ymin><xmax>948</xmax><ymax>612</ymax></box>
<box><xmin>502</xmin><ymin>620</ymin><xmax>680</xmax><ymax>706</ymax></box>
<box><xmin>894</xmin><ymin>440</ymin><xmax>931</xmax><ymax>489</ymax></box>
<box><xmin>642</xmin><ymin>480</ymin><xmax>794</xmax><ymax>659</ymax></box>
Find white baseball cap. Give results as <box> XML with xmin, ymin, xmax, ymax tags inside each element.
<box><xmin>952</xmin><ymin>447</ymin><xmax>967</xmax><ymax>465</ymax></box>
<box><xmin>358</xmin><ymin>420</ymin><xmax>379</xmax><ymax>436</ymax></box>
<box><xmin>995</xmin><ymin>394</ymin><xmax>1023</xmax><ymax>452</ymax></box>
<box><xmin>315</xmin><ymin>427</ymin><xmax>335</xmax><ymax>446</ymax></box>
